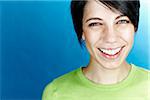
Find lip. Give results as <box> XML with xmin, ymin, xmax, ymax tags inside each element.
<box><xmin>97</xmin><ymin>46</ymin><xmax>125</xmax><ymax>59</ymax></box>
<box><xmin>98</xmin><ymin>46</ymin><xmax>123</xmax><ymax>50</ymax></box>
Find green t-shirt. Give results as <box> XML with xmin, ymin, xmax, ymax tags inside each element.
<box><xmin>42</xmin><ymin>64</ymin><xmax>150</xmax><ymax>100</ymax></box>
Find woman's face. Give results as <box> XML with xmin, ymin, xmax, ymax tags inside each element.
<box><xmin>82</xmin><ymin>1</ymin><xmax>135</xmax><ymax>69</ymax></box>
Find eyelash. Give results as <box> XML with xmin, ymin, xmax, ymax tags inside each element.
<box><xmin>88</xmin><ymin>19</ymin><xmax>130</xmax><ymax>27</ymax></box>
<box><xmin>116</xmin><ymin>20</ymin><xmax>130</xmax><ymax>24</ymax></box>
<box><xmin>88</xmin><ymin>22</ymin><xmax>103</xmax><ymax>27</ymax></box>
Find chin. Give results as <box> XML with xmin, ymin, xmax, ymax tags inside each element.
<box><xmin>97</xmin><ymin>60</ymin><xmax>124</xmax><ymax>70</ymax></box>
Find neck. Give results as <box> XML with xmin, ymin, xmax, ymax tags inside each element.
<box><xmin>83</xmin><ymin>59</ymin><xmax>131</xmax><ymax>85</ymax></box>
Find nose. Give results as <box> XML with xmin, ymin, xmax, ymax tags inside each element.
<box><xmin>103</xmin><ymin>25</ymin><xmax>118</xmax><ymax>43</ymax></box>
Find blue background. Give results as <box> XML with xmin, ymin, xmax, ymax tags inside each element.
<box><xmin>0</xmin><ymin>1</ymin><xmax>149</xmax><ymax>100</ymax></box>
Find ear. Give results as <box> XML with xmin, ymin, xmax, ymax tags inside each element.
<box><xmin>82</xmin><ymin>32</ymin><xmax>85</xmax><ymax>40</ymax></box>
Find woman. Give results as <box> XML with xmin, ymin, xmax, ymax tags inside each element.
<box><xmin>42</xmin><ymin>0</ymin><xmax>149</xmax><ymax>100</ymax></box>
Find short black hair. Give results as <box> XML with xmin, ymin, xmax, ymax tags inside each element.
<box><xmin>71</xmin><ymin>0</ymin><xmax>140</xmax><ymax>44</ymax></box>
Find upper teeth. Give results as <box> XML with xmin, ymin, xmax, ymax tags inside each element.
<box><xmin>99</xmin><ymin>47</ymin><xmax>121</xmax><ymax>55</ymax></box>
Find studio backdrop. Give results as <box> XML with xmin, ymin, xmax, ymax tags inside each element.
<box><xmin>0</xmin><ymin>0</ymin><xmax>149</xmax><ymax>100</ymax></box>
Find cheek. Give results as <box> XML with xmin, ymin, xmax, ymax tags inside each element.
<box><xmin>122</xmin><ymin>31</ymin><xmax>134</xmax><ymax>43</ymax></box>
<box><xmin>84</xmin><ymin>30</ymin><xmax>101</xmax><ymax>45</ymax></box>
<box><xmin>118</xmin><ymin>26</ymin><xmax>135</xmax><ymax>44</ymax></box>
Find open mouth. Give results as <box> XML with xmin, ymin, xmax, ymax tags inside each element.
<box><xmin>98</xmin><ymin>46</ymin><xmax>125</xmax><ymax>59</ymax></box>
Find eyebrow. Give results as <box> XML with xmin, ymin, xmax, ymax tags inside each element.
<box><xmin>115</xmin><ymin>14</ymin><xmax>125</xmax><ymax>20</ymax></box>
<box><xmin>85</xmin><ymin>17</ymin><xmax>102</xmax><ymax>23</ymax></box>
<box><xmin>85</xmin><ymin>15</ymin><xmax>126</xmax><ymax>23</ymax></box>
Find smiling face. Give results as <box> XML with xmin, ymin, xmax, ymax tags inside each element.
<box><xmin>82</xmin><ymin>1</ymin><xmax>135</xmax><ymax>69</ymax></box>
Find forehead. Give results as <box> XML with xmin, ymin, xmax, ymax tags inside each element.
<box><xmin>83</xmin><ymin>0</ymin><xmax>122</xmax><ymax>19</ymax></box>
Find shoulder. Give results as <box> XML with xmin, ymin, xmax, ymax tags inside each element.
<box><xmin>132</xmin><ymin>64</ymin><xmax>150</xmax><ymax>75</ymax></box>
<box><xmin>42</xmin><ymin>80</ymin><xmax>56</xmax><ymax>100</ymax></box>
<box><xmin>42</xmin><ymin>68</ymin><xmax>80</xmax><ymax>100</ymax></box>
<box><xmin>53</xmin><ymin>67</ymin><xmax>80</xmax><ymax>85</ymax></box>
<box><xmin>132</xmin><ymin>64</ymin><xmax>150</xmax><ymax>81</ymax></box>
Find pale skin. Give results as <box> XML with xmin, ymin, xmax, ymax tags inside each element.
<box><xmin>82</xmin><ymin>0</ymin><xmax>135</xmax><ymax>84</ymax></box>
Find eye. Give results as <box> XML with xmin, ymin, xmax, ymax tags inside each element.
<box><xmin>116</xmin><ymin>20</ymin><xmax>130</xmax><ymax>24</ymax></box>
<box><xmin>88</xmin><ymin>22</ymin><xmax>103</xmax><ymax>27</ymax></box>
